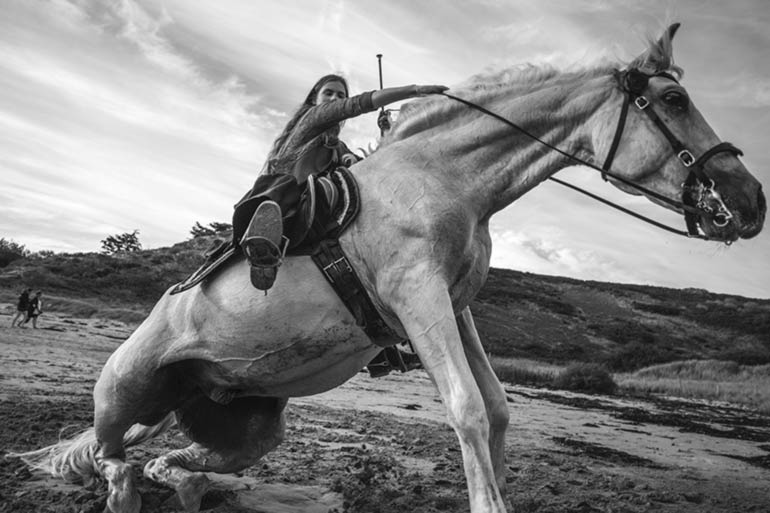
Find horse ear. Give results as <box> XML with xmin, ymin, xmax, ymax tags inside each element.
<box><xmin>630</xmin><ymin>22</ymin><xmax>681</xmax><ymax>73</ymax></box>
<box><xmin>665</xmin><ymin>22</ymin><xmax>681</xmax><ymax>41</ymax></box>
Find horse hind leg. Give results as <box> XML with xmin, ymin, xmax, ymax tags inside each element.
<box><xmin>92</xmin><ymin>361</ymin><xmax>178</xmax><ymax>513</ymax></box>
<box><xmin>143</xmin><ymin>394</ymin><xmax>287</xmax><ymax>512</ymax></box>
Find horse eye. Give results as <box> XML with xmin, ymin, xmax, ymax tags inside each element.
<box><xmin>662</xmin><ymin>91</ymin><xmax>689</xmax><ymax>110</ymax></box>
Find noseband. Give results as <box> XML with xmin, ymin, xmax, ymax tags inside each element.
<box><xmin>441</xmin><ymin>68</ymin><xmax>745</xmax><ymax>241</ymax></box>
<box><xmin>602</xmin><ymin>68</ymin><xmax>743</xmax><ymax>236</ymax></box>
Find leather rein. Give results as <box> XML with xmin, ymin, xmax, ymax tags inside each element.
<box><xmin>440</xmin><ymin>68</ymin><xmax>744</xmax><ymax>242</ymax></box>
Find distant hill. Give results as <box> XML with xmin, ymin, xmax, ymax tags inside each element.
<box><xmin>1</xmin><ymin>236</ymin><xmax>768</xmax><ymax>371</ymax></box>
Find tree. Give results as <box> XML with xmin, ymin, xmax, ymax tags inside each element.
<box><xmin>0</xmin><ymin>238</ymin><xmax>28</xmax><ymax>267</ymax></box>
<box><xmin>190</xmin><ymin>221</ymin><xmax>232</xmax><ymax>239</ymax></box>
<box><xmin>101</xmin><ymin>230</ymin><xmax>142</xmax><ymax>255</ymax></box>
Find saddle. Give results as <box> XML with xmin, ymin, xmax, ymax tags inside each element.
<box><xmin>170</xmin><ymin>167</ymin><xmax>400</xmax><ymax>348</ymax></box>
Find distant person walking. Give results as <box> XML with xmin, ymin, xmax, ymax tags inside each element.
<box><xmin>11</xmin><ymin>288</ymin><xmax>32</xmax><ymax>327</ymax></box>
<box><xmin>23</xmin><ymin>291</ymin><xmax>43</xmax><ymax>329</ymax></box>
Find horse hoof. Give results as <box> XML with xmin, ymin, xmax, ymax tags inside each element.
<box><xmin>104</xmin><ymin>485</ymin><xmax>141</xmax><ymax>513</ymax></box>
<box><xmin>103</xmin><ymin>464</ymin><xmax>141</xmax><ymax>513</ymax></box>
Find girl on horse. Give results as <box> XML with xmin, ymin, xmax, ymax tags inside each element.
<box><xmin>232</xmin><ymin>74</ymin><xmax>447</xmax><ymax>291</ymax></box>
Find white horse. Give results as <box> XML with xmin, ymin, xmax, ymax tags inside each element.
<box><xmin>14</xmin><ymin>24</ymin><xmax>765</xmax><ymax>513</ymax></box>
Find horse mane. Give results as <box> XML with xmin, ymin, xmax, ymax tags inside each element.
<box><xmin>379</xmin><ymin>64</ymin><xmax>616</xmax><ymax>147</ymax></box>
<box><xmin>380</xmin><ymin>27</ymin><xmax>684</xmax><ymax>148</ymax></box>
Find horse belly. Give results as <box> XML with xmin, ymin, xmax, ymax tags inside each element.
<box><xmin>163</xmin><ymin>258</ymin><xmax>383</xmax><ymax>397</ymax></box>
<box><xmin>214</xmin><ymin>319</ymin><xmax>378</xmax><ymax>397</ymax></box>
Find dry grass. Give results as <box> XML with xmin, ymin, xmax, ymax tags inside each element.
<box><xmin>616</xmin><ymin>359</ymin><xmax>770</xmax><ymax>413</ymax></box>
<box><xmin>489</xmin><ymin>356</ymin><xmax>563</xmax><ymax>387</ymax></box>
<box><xmin>491</xmin><ymin>357</ymin><xmax>770</xmax><ymax>413</ymax></box>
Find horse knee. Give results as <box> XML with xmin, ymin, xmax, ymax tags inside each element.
<box><xmin>448</xmin><ymin>401</ymin><xmax>490</xmax><ymax>441</ymax></box>
<box><xmin>488</xmin><ymin>397</ymin><xmax>510</xmax><ymax>433</ymax></box>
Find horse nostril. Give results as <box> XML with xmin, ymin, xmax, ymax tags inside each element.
<box><xmin>758</xmin><ymin>186</ymin><xmax>767</xmax><ymax>216</ymax></box>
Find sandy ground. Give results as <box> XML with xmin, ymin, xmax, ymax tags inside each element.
<box><xmin>1</xmin><ymin>308</ymin><xmax>769</xmax><ymax>513</ymax></box>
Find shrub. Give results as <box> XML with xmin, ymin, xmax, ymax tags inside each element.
<box><xmin>589</xmin><ymin>319</ymin><xmax>656</xmax><ymax>345</ymax></box>
<box><xmin>717</xmin><ymin>345</ymin><xmax>770</xmax><ymax>366</ymax></box>
<box><xmin>30</xmin><ymin>249</ymin><xmax>55</xmax><ymax>259</ymax></box>
<box><xmin>0</xmin><ymin>238</ymin><xmax>28</xmax><ymax>267</ymax></box>
<box><xmin>101</xmin><ymin>230</ymin><xmax>142</xmax><ymax>254</ymax></box>
<box><xmin>552</xmin><ymin>363</ymin><xmax>617</xmax><ymax>395</ymax></box>
<box><xmin>601</xmin><ymin>342</ymin><xmax>675</xmax><ymax>372</ymax></box>
<box><xmin>633</xmin><ymin>301</ymin><xmax>682</xmax><ymax>316</ymax></box>
<box><xmin>190</xmin><ymin>221</ymin><xmax>232</xmax><ymax>238</ymax></box>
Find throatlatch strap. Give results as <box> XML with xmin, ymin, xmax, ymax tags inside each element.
<box><xmin>602</xmin><ymin>89</ymin><xmax>630</xmax><ymax>180</ymax></box>
<box><xmin>311</xmin><ymin>239</ymin><xmax>396</xmax><ymax>343</ymax></box>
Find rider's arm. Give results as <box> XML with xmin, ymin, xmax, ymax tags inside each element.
<box><xmin>371</xmin><ymin>85</ymin><xmax>448</xmax><ymax>109</ymax></box>
<box><xmin>294</xmin><ymin>84</ymin><xmax>448</xmax><ymax>146</ymax></box>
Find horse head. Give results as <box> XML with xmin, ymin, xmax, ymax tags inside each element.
<box><xmin>600</xmin><ymin>23</ymin><xmax>766</xmax><ymax>243</ymax></box>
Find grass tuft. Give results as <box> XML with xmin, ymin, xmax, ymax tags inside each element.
<box><xmin>489</xmin><ymin>356</ymin><xmax>561</xmax><ymax>387</ymax></box>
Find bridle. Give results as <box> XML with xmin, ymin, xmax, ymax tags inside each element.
<box><xmin>603</xmin><ymin>68</ymin><xmax>742</xmax><ymax>236</ymax></box>
<box><xmin>440</xmin><ymin>68</ymin><xmax>744</xmax><ymax>241</ymax></box>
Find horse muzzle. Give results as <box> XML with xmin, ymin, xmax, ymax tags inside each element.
<box><xmin>686</xmin><ymin>182</ymin><xmax>766</xmax><ymax>242</ymax></box>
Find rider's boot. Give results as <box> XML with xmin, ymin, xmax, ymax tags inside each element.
<box><xmin>366</xmin><ymin>350</ymin><xmax>392</xmax><ymax>378</ymax></box>
<box><xmin>241</xmin><ymin>200</ymin><xmax>283</xmax><ymax>292</ymax></box>
<box><xmin>366</xmin><ymin>346</ymin><xmax>423</xmax><ymax>378</ymax></box>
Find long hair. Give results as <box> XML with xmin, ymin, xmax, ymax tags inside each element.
<box><xmin>263</xmin><ymin>74</ymin><xmax>349</xmax><ymax>173</ymax></box>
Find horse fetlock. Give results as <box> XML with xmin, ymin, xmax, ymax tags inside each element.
<box><xmin>144</xmin><ymin>457</ymin><xmax>211</xmax><ymax>512</ymax></box>
<box><xmin>143</xmin><ymin>456</ymin><xmax>178</xmax><ymax>483</ymax></box>
<box><xmin>496</xmin><ymin>474</ymin><xmax>508</xmax><ymax>499</ymax></box>
<box><xmin>176</xmin><ymin>472</ymin><xmax>211</xmax><ymax>512</ymax></box>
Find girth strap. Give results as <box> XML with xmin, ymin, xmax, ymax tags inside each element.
<box><xmin>311</xmin><ymin>239</ymin><xmax>397</xmax><ymax>345</ymax></box>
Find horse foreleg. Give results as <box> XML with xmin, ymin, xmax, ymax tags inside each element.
<box><xmin>396</xmin><ymin>285</ymin><xmax>507</xmax><ymax>513</ymax></box>
<box><xmin>457</xmin><ymin>306</ymin><xmax>510</xmax><ymax>494</ymax></box>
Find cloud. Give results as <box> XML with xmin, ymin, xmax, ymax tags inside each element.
<box><xmin>1</xmin><ymin>0</ymin><xmax>767</xmax><ymax>298</ymax></box>
<box><xmin>0</xmin><ymin>0</ymin><xmax>277</xmax><ymax>251</ymax></box>
<box><xmin>698</xmin><ymin>74</ymin><xmax>770</xmax><ymax>108</ymax></box>
<box><xmin>490</xmin><ymin>226</ymin><xmax>641</xmax><ymax>284</ymax></box>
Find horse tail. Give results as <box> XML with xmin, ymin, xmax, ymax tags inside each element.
<box><xmin>8</xmin><ymin>413</ymin><xmax>177</xmax><ymax>484</ymax></box>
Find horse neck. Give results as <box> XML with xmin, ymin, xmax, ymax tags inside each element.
<box><xmin>387</xmin><ymin>71</ymin><xmax>617</xmax><ymax>219</ymax></box>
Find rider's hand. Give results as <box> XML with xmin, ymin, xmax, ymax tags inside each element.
<box><xmin>414</xmin><ymin>85</ymin><xmax>449</xmax><ymax>96</ymax></box>
<box><xmin>377</xmin><ymin>110</ymin><xmax>391</xmax><ymax>131</ymax></box>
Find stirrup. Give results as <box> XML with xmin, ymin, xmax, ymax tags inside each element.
<box><xmin>240</xmin><ymin>201</ymin><xmax>285</xmax><ymax>292</ymax></box>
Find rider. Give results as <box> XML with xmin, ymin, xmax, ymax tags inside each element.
<box><xmin>232</xmin><ymin>74</ymin><xmax>447</xmax><ymax>291</ymax></box>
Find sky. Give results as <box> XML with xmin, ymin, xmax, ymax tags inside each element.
<box><xmin>1</xmin><ymin>0</ymin><xmax>769</xmax><ymax>299</ymax></box>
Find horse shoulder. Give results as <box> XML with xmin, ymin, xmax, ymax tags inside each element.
<box><xmin>343</xmin><ymin>168</ymin><xmax>492</xmax><ymax>316</ymax></box>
